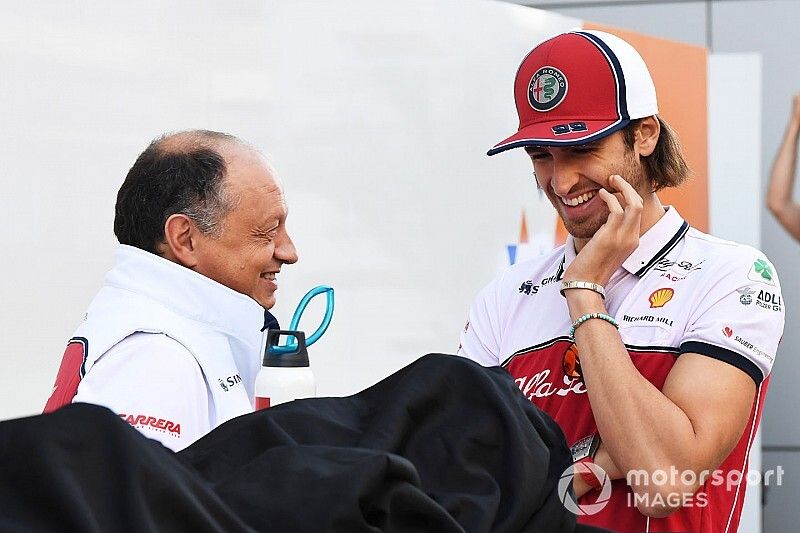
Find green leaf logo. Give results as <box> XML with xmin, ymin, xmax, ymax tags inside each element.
<box><xmin>754</xmin><ymin>259</ymin><xmax>773</xmax><ymax>281</ymax></box>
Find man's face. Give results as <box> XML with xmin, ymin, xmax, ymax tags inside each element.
<box><xmin>525</xmin><ymin>131</ymin><xmax>646</xmax><ymax>240</ymax></box>
<box><xmin>192</xmin><ymin>146</ymin><xmax>298</xmax><ymax>309</ymax></box>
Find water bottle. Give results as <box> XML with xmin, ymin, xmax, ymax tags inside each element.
<box><xmin>255</xmin><ymin>329</ymin><xmax>316</xmax><ymax>410</ymax></box>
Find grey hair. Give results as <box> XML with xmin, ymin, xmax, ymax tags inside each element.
<box><xmin>157</xmin><ymin>129</ymin><xmax>245</xmax><ymax>237</ymax></box>
<box><xmin>115</xmin><ymin>129</ymin><xmax>253</xmax><ymax>253</ymax></box>
<box><xmin>180</xmin><ymin>177</ymin><xmax>240</xmax><ymax>237</ymax></box>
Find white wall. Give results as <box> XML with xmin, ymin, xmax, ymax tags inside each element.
<box><xmin>709</xmin><ymin>52</ymin><xmax>763</xmax><ymax>533</ymax></box>
<box><xmin>0</xmin><ymin>1</ymin><xmax>579</xmax><ymax>420</ymax></box>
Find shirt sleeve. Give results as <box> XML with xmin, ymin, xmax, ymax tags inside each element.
<box><xmin>73</xmin><ymin>332</ymin><xmax>210</xmax><ymax>451</ymax></box>
<box><xmin>457</xmin><ymin>277</ymin><xmax>504</xmax><ymax>367</ymax></box>
<box><xmin>679</xmin><ymin>252</ymin><xmax>785</xmax><ymax>385</ymax></box>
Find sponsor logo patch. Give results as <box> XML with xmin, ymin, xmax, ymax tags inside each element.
<box><xmin>653</xmin><ymin>259</ymin><xmax>704</xmax><ymax>282</ymax></box>
<box><xmin>622</xmin><ymin>314</ymin><xmax>674</xmax><ymax>328</ymax></box>
<box><xmin>518</xmin><ymin>271</ymin><xmax>562</xmax><ymax>297</ymax></box>
<box><xmin>748</xmin><ymin>258</ymin><xmax>776</xmax><ymax>286</ymax></box>
<box><xmin>219</xmin><ymin>373</ymin><xmax>242</xmax><ymax>392</ymax></box>
<box><xmin>755</xmin><ymin>289</ymin><xmax>782</xmax><ymax>312</ymax></box>
<box><xmin>737</xmin><ymin>287</ymin><xmax>782</xmax><ymax>311</ymax></box>
<box><xmin>648</xmin><ymin>288</ymin><xmax>675</xmax><ymax>308</ymax></box>
<box><xmin>119</xmin><ymin>413</ymin><xmax>181</xmax><ymax>436</ymax></box>
<box><xmin>528</xmin><ymin>66</ymin><xmax>568</xmax><ymax>112</ymax></box>
<box><xmin>736</xmin><ymin>287</ymin><xmax>755</xmax><ymax>305</ymax></box>
<box><xmin>731</xmin><ymin>334</ymin><xmax>774</xmax><ymax>363</ymax></box>
<box><xmin>515</xmin><ymin>367</ymin><xmax>587</xmax><ymax>400</ymax></box>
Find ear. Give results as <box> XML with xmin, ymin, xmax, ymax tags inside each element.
<box><xmin>161</xmin><ymin>214</ymin><xmax>199</xmax><ymax>268</ymax></box>
<box><xmin>635</xmin><ymin>115</ymin><xmax>660</xmax><ymax>157</ymax></box>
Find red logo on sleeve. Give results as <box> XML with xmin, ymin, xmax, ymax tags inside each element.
<box><xmin>43</xmin><ymin>337</ymin><xmax>89</xmax><ymax>413</ymax></box>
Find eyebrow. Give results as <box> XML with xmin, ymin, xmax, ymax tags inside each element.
<box><xmin>573</xmin><ymin>141</ymin><xmax>600</xmax><ymax>149</ymax></box>
<box><xmin>259</xmin><ymin>206</ymin><xmax>288</xmax><ymax>231</ymax></box>
<box><xmin>255</xmin><ymin>217</ymin><xmax>280</xmax><ymax>234</ymax></box>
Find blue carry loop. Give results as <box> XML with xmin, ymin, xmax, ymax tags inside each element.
<box><xmin>269</xmin><ymin>285</ymin><xmax>334</xmax><ymax>355</ymax></box>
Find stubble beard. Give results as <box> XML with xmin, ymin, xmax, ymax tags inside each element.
<box><xmin>551</xmin><ymin>150</ymin><xmax>645</xmax><ymax>240</ymax></box>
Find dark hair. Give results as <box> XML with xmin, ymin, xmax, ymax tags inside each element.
<box><xmin>622</xmin><ymin>116</ymin><xmax>691</xmax><ymax>191</ymax></box>
<box><xmin>114</xmin><ymin>130</ymin><xmax>239</xmax><ymax>254</ymax></box>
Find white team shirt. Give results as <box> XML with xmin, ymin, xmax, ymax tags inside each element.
<box><xmin>45</xmin><ymin>245</ymin><xmax>266</xmax><ymax>452</ymax></box>
<box><xmin>73</xmin><ymin>333</ymin><xmax>211</xmax><ymax>450</ymax></box>
<box><xmin>456</xmin><ymin>206</ymin><xmax>786</xmax><ymax>532</ymax></box>
<box><xmin>459</xmin><ymin>207</ymin><xmax>783</xmax><ymax>384</ymax></box>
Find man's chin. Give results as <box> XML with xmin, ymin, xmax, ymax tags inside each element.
<box><xmin>557</xmin><ymin>207</ymin><xmax>608</xmax><ymax>240</ymax></box>
<box><xmin>561</xmin><ymin>218</ymin><xmax>599</xmax><ymax>240</ymax></box>
<box><xmin>252</xmin><ymin>293</ymin><xmax>276</xmax><ymax>310</ymax></box>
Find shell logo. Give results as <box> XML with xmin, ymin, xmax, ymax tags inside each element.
<box><xmin>649</xmin><ymin>288</ymin><xmax>675</xmax><ymax>308</ymax></box>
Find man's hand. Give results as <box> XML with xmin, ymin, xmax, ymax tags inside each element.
<box><xmin>563</xmin><ymin>174</ymin><xmax>643</xmax><ymax>287</ymax></box>
<box><xmin>573</xmin><ymin>443</ymin><xmax>624</xmax><ymax>499</ymax></box>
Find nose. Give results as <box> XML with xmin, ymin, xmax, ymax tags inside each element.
<box><xmin>275</xmin><ymin>230</ymin><xmax>298</xmax><ymax>265</ymax></box>
<box><xmin>548</xmin><ymin>155</ymin><xmax>582</xmax><ymax>197</ymax></box>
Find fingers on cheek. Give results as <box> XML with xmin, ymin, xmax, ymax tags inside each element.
<box><xmin>600</xmin><ymin>190</ymin><xmax>624</xmax><ymax>213</ymax></box>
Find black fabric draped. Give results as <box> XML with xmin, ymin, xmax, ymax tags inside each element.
<box><xmin>0</xmin><ymin>354</ymin><xmax>611</xmax><ymax>533</ymax></box>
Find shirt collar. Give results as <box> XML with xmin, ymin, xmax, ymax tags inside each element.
<box><xmin>562</xmin><ymin>206</ymin><xmax>689</xmax><ymax>277</ymax></box>
<box><xmin>106</xmin><ymin>245</ymin><xmax>266</xmax><ymax>343</ymax></box>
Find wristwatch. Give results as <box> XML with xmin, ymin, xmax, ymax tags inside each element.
<box><xmin>570</xmin><ymin>433</ymin><xmax>601</xmax><ymax>463</ymax></box>
<box><xmin>570</xmin><ymin>434</ymin><xmax>604</xmax><ymax>491</ymax></box>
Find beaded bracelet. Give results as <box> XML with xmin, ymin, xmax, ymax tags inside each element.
<box><xmin>569</xmin><ymin>313</ymin><xmax>619</xmax><ymax>339</ymax></box>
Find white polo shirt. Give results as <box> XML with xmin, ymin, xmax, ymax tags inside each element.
<box><xmin>458</xmin><ymin>207</ymin><xmax>784</xmax><ymax>533</ymax></box>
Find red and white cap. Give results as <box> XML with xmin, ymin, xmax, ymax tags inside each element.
<box><xmin>488</xmin><ymin>30</ymin><xmax>658</xmax><ymax>156</ymax></box>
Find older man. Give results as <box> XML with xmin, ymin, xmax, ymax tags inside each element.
<box><xmin>458</xmin><ymin>31</ymin><xmax>784</xmax><ymax>532</ymax></box>
<box><xmin>44</xmin><ymin>130</ymin><xmax>298</xmax><ymax>450</ymax></box>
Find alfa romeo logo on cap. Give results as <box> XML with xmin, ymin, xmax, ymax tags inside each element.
<box><xmin>528</xmin><ymin>66</ymin><xmax>568</xmax><ymax>112</ymax></box>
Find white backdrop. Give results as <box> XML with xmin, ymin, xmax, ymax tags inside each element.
<box><xmin>708</xmin><ymin>52</ymin><xmax>764</xmax><ymax>533</ymax></box>
<box><xmin>0</xmin><ymin>1</ymin><xmax>578</xmax><ymax>419</ymax></box>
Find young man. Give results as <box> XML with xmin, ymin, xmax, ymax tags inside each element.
<box><xmin>458</xmin><ymin>30</ymin><xmax>784</xmax><ymax>532</ymax></box>
<box><xmin>44</xmin><ymin>130</ymin><xmax>298</xmax><ymax>451</ymax></box>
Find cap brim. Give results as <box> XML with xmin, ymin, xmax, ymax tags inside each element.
<box><xmin>487</xmin><ymin>118</ymin><xmax>630</xmax><ymax>156</ymax></box>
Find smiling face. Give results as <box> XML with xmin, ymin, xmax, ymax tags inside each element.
<box><xmin>191</xmin><ymin>145</ymin><xmax>298</xmax><ymax>309</ymax></box>
<box><xmin>526</xmin><ymin>131</ymin><xmax>648</xmax><ymax>241</ymax></box>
